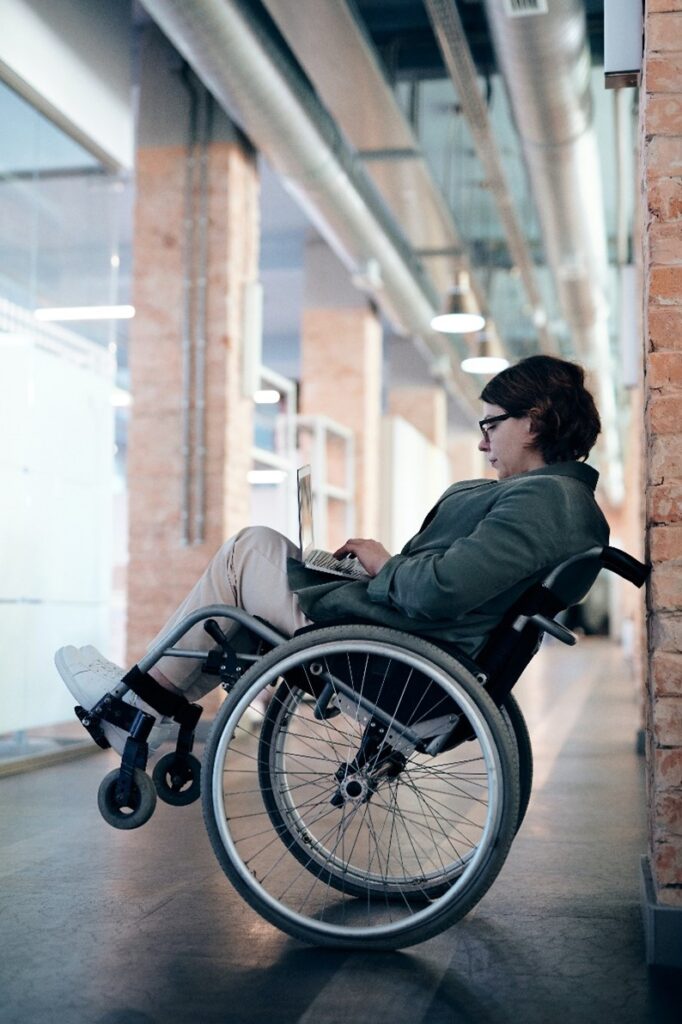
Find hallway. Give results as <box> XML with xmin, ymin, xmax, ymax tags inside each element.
<box><xmin>1</xmin><ymin>638</ymin><xmax>680</xmax><ymax>1024</ymax></box>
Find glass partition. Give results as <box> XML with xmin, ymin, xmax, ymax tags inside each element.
<box><xmin>0</xmin><ymin>80</ymin><xmax>132</xmax><ymax>771</ymax></box>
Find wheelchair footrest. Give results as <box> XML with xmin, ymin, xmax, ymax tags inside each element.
<box><xmin>75</xmin><ymin>704</ymin><xmax>110</xmax><ymax>750</ymax></box>
<box><xmin>76</xmin><ymin>694</ymin><xmax>156</xmax><ymax>749</ymax></box>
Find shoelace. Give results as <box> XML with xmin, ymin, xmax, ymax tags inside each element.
<box><xmin>80</xmin><ymin>656</ymin><xmax>123</xmax><ymax>680</ymax></box>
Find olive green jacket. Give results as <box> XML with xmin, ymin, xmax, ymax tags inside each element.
<box><xmin>287</xmin><ymin>461</ymin><xmax>609</xmax><ymax>656</ymax></box>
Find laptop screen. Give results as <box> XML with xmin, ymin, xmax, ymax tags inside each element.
<box><xmin>297</xmin><ymin>465</ymin><xmax>314</xmax><ymax>558</ymax></box>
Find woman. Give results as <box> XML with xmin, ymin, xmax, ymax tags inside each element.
<box><xmin>56</xmin><ymin>355</ymin><xmax>609</xmax><ymax>753</ymax></box>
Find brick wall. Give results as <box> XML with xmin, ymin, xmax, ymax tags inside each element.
<box><xmin>642</xmin><ymin>0</ymin><xmax>682</xmax><ymax>907</ymax></box>
<box><xmin>127</xmin><ymin>142</ymin><xmax>257</xmax><ymax>662</ymax></box>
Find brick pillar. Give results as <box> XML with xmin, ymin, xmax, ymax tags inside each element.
<box><xmin>388</xmin><ymin>387</ymin><xmax>447</xmax><ymax>450</ymax></box>
<box><xmin>640</xmin><ymin>0</ymin><xmax>682</xmax><ymax>966</ymax></box>
<box><xmin>300</xmin><ymin>306</ymin><xmax>382</xmax><ymax>545</ymax></box>
<box><xmin>127</xmin><ymin>141</ymin><xmax>257</xmax><ymax>661</ymax></box>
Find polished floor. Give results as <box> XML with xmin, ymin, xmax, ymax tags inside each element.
<box><xmin>2</xmin><ymin>638</ymin><xmax>680</xmax><ymax>1024</ymax></box>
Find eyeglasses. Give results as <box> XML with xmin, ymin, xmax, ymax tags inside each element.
<box><xmin>478</xmin><ymin>413</ymin><xmax>512</xmax><ymax>441</ymax></box>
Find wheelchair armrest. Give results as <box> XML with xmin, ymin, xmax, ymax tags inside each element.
<box><xmin>600</xmin><ymin>546</ymin><xmax>650</xmax><ymax>588</ymax></box>
<box><xmin>528</xmin><ymin>613</ymin><xmax>577</xmax><ymax>646</ymax></box>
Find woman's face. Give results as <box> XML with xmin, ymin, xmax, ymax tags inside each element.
<box><xmin>478</xmin><ymin>403</ymin><xmax>547</xmax><ymax>479</ymax></box>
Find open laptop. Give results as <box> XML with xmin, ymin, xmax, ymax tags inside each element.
<box><xmin>297</xmin><ymin>465</ymin><xmax>369</xmax><ymax>580</ymax></box>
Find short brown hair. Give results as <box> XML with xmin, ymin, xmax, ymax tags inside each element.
<box><xmin>480</xmin><ymin>355</ymin><xmax>601</xmax><ymax>463</ymax></box>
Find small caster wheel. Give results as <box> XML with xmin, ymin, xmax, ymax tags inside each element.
<box><xmin>152</xmin><ymin>753</ymin><xmax>201</xmax><ymax>806</ymax></box>
<box><xmin>98</xmin><ymin>768</ymin><xmax>157</xmax><ymax>830</ymax></box>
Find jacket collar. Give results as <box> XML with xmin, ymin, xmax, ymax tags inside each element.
<box><xmin>505</xmin><ymin>461</ymin><xmax>599</xmax><ymax>492</ymax></box>
<box><xmin>441</xmin><ymin>461</ymin><xmax>600</xmax><ymax>502</ymax></box>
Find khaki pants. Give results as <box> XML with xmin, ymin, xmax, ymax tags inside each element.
<box><xmin>149</xmin><ymin>526</ymin><xmax>312</xmax><ymax>701</ymax></box>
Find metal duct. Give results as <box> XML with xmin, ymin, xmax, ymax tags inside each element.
<box><xmin>482</xmin><ymin>0</ymin><xmax>623</xmax><ymax>503</ymax></box>
<box><xmin>179</xmin><ymin>72</ymin><xmax>211</xmax><ymax>548</ymax></box>
<box><xmin>424</xmin><ymin>0</ymin><xmax>555</xmax><ymax>354</ymax></box>
<box><xmin>139</xmin><ymin>0</ymin><xmax>478</xmax><ymax>416</ymax></box>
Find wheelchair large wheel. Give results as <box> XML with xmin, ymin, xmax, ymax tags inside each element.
<box><xmin>500</xmin><ymin>693</ymin><xmax>533</xmax><ymax>834</ymax></box>
<box><xmin>202</xmin><ymin>625</ymin><xmax>520</xmax><ymax>950</ymax></box>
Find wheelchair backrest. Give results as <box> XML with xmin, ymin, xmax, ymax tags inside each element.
<box><xmin>540</xmin><ymin>545</ymin><xmax>603</xmax><ymax>609</ymax></box>
<box><xmin>532</xmin><ymin>544</ymin><xmax>649</xmax><ymax>617</ymax></box>
<box><xmin>475</xmin><ymin>544</ymin><xmax>649</xmax><ymax>706</ymax></box>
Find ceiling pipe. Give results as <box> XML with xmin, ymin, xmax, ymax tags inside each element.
<box><xmin>259</xmin><ymin>0</ymin><xmax>508</xmax><ymax>365</ymax></box>
<box><xmin>139</xmin><ymin>0</ymin><xmax>479</xmax><ymax>417</ymax></box>
<box><xmin>482</xmin><ymin>0</ymin><xmax>623</xmax><ymax>504</ymax></box>
<box><xmin>424</xmin><ymin>0</ymin><xmax>556</xmax><ymax>355</ymax></box>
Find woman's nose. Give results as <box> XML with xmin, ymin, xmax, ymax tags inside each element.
<box><xmin>478</xmin><ymin>434</ymin><xmax>489</xmax><ymax>452</ymax></box>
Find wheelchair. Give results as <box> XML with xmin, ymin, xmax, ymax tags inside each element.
<box><xmin>76</xmin><ymin>544</ymin><xmax>648</xmax><ymax>951</ymax></box>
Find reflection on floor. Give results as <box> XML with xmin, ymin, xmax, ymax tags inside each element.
<box><xmin>1</xmin><ymin>638</ymin><xmax>681</xmax><ymax>1024</ymax></box>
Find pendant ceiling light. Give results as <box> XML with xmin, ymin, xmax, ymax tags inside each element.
<box><xmin>460</xmin><ymin>331</ymin><xmax>509</xmax><ymax>375</ymax></box>
<box><xmin>461</xmin><ymin>354</ymin><xmax>509</xmax><ymax>374</ymax></box>
<box><xmin>430</xmin><ymin>273</ymin><xmax>485</xmax><ymax>334</ymax></box>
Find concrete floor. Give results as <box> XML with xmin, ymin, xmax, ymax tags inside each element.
<box><xmin>1</xmin><ymin>638</ymin><xmax>681</xmax><ymax>1024</ymax></box>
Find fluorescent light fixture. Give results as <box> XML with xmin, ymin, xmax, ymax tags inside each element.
<box><xmin>461</xmin><ymin>356</ymin><xmax>509</xmax><ymax>375</ymax></box>
<box><xmin>34</xmin><ymin>305</ymin><xmax>135</xmax><ymax>322</ymax></box>
<box><xmin>254</xmin><ymin>389</ymin><xmax>281</xmax><ymax>405</ymax></box>
<box><xmin>247</xmin><ymin>469</ymin><xmax>286</xmax><ymax>485</ymax></box>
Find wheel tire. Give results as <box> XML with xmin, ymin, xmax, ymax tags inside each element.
<box><xmin>202</xmin><ymin>625</ymin><xmax>520</xmax><ymax>951</ymax></box>
<box><xmin>97</xmin><ymin>767</ymin><xmax>157</xmax><ymax>830</ymax></box>
<box><xmin>500</xmin><ymin>693</ymin><xmax>533</xmax><ymax>834</ymax></box>
<box><xmin>153</xmin><ymin>753</ymin><xmax>202</xmax><ymax>806</ymax></box>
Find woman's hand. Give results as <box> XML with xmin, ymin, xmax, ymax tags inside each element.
<box><xmin>333</xmin><ymin>538</ymin><xmax>391</xmax><ymax>577</ymax></box>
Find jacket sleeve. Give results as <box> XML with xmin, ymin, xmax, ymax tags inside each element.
<box><xmin>366</xmin><ymin>478</ymin><xmax>591</xmax><ymax>621</ymax></box>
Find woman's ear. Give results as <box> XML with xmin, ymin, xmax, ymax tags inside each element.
<box><xmin>525</xmin><ymin>408</ymin><xmax>540</xmax><ymax>437</ymax></box>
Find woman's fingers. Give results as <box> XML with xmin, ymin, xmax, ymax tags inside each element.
<box><xmin>333</xmin><ymin>539</ymin><xmax>391</xmax><ymax>576</ymax></box>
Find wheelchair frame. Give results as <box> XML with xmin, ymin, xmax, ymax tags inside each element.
<box><xmin>77</xmin><ymin>544</ymin><xmax>648</xmax><ymax>951</ymax></box>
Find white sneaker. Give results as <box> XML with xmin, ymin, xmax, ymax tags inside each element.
<box><xmin>55</xmin><ymin>645</ymin><xmax>176</xmax><ymax>755</ymax></box>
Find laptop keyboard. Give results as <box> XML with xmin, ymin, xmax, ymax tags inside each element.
<box><xmin>305</xmin><ymin>549</ymin><xmax>369</xmax><ymax>579</ymax></box>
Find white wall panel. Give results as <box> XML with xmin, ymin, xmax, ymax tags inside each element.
<box><xmin>0</xmin><ymin>340</ymin><xmax>30</xmax><ymax>469</ymax></box>
<box><xmin>0</xmin><ymin>606</ymin><xmax>28</xmax><ymax>733</ymax></box>
<box><xmin>0</xmin><ymin>465</ymin><xmax>28</xmax><ymax>599</ymax></box>
<box><xmin>28</xmin><ymin>350</ymin><xmax>112</xmax><ymax>481</ymax></box>
<box><xmin>0</xmin><ymin>329</ymin><xmax>114</xmax><ymax>733</ymax></box>
<box><xmin>379</xmin><ymin>417</ymin><xmax>449</xmax><ymax>553</ymax></box>
<box><xmin>28</xmin><ymin>476</ymin><xmax>108</xmax><ymax>603</ymax></box>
